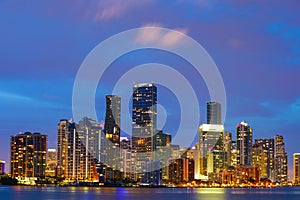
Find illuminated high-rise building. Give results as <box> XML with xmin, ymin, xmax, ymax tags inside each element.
<box><xmin>57</xmin><ymin>119</ymin><xmax>97</xmax><ymax>182</ymax></box>
<box><xmin>10</xmin><ymin>132</ymin><xmax>47</xmax><ymax>183</ymax></box>
<box><xmin>207</xmin><ymin>101</ymin><xmax>221</xmax><ymax>124</ymax></box>
<box><xmin>252</xmin><ymin>143</ymin><xmax>268</xmax><ymax>178</ymax></box>
<box><xmin>45</xmin><ymin>149</ymin><xmax>57</xmax><ymax>177</ymax></box>
<box><xmin>255</xmin><ymin>138</ymin><xmax>275</xmax><ymax>180</ymax></box>
<box><xmin>77</xmin><ymin>117</ymin><xmax>104</xmax><ymax>163</ymax></box>
<box><xmin>104</xmin><ymin>96</ymin><xmax>121</xmax><ymax>170</ymax></box>
<box><xmin>274</xmin><ymin>135</ymin><xmax>288</xmax><ymax>184</ymax></box>
<box><xmin>197</xmin><ymin>124</ymin><xmax>226</xmax><ymax>180</ymax></box>
<box><xmin>132</xmin><ymin>83</ymin><xmax>157</xmax><ymax>153</ymax></box>
<box><xmin>104</xmin><ymin>95</ymin><xmax>121</xmax><ymax>147</ymax></box>
<box><xmin>236</xmin><ymin>121</ymin><xmax>252</xmax><ymax>166</ymax></box>
<box><xmin>293</xmin><ymin>153</ymin><xmax>300</xmax><ymax>185</ymax></box>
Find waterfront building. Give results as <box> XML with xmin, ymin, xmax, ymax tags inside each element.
<box><xmin>236</xmin><ymin>121</ymin><xmax>253</xmax><ymax>166</ymax></box>
<box><xmin>45</xmin><ymin>149</ymin><xmax>57</xmax><ymax>177</ymax></box>
<box><xmin>293</xmin><ymin>153</ymin><xmax>300</xmax><ymax>185</ymax></box>
<box><xmin>197</xmin><ymin>124</ymin><xmax>226</xmax><ymax>180</ymax></box>
<box><xmin>255</xmin><ymin>138</ymin><xmax>275</xmax><ymax>181</ymax></box>
<box><xmin>252</xmin><ymin>143</ymin><xmax>268</xmax><ymax>178</ymax></box>
<box><xmin>10</xmin><ymin>132</ymin><xmax>47</xmax><ymax>184</ymax></box>
<box><xmin>274</xmin><ymin>135</ymin><xmax>288</xmax><ymax>184</ymax></box>
<box><xmin>56</xmin><ymin>119</ymin><xmax>97</xmax><ymax>182</ymax></box>
<box><xmin>167</xmin><ymin>157</ymin><xmax>194</xmax><ymax>183</ymax></box>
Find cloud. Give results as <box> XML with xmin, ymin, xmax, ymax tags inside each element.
<box><xmin>89</xmin><ymin>0</ymin><xmax>152</xmax><ymax>21</ymax></box>
<box><xmin>135</xmin><ymin>24</ymin><xmax>189</xmax><ymax>47</ymax></box>
<box><xmin>0</xmin><ymin>91</ymin><xmax>32</xmax><ymax>102</ymax></box>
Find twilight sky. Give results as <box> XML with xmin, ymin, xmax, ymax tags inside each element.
<box><xmin>0</xmin><ymin>0</ymin><xmax>300</xmax><ymax>177</ymax></box>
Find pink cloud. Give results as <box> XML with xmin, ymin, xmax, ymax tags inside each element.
<box><xmin>135</xmin><ymin>24</ymin><xmax>189</xmax><ymax>48</ymax></box>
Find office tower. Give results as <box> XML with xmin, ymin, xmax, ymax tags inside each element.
<box><xmin>132</xmin><ymin>83</ymin><xmax>157</xmax><ymax>153</ymax></box>
<box><xmin>77</xmin><ymin>117</ymin><xmax>104</xmax><ymax>163</ymax></box>
<box><xmin>104</xmin><ymin>96</ymin><xmax>121</xmax><ymax>170</ymax></box>
<box><xmin>0</xmin><ymin>160</ymin><xmax>5</xmax><ymax>174</ymax></box>
<box><xmin>10</xmin><ymin>132</ymin><xmax>47</xmax><ymax>183</ymax></box>
<box><xmin>45</xmin><ymin>149</ymin><xmax>57</xmax><ymax>177</ymax></box>
<box><xmin>57</xmin><ymin>119</ymin><xmax>97</xmax><ymax>182</ymax></box>
<box><xmin>207</xmin><ymin>101</ymin><xmax>221</xmax><ymax>124</ymax></box>
<box><xmin>104</xmin><ymin>95</ymin><xmax>121</xmax><ymax>147</ymax></box>
<box><xmin>236</xmin><ymin>121</ymin><xmax>253</xmax><ymax>166</ymax></box>
<box><xmin>252</xmin><ymin>143</ymin><xmax>268</xmax><ymax>178</ymax></box>
<box><xmin>255</xmin><ymin>138</ymin><xmax>275</xmax><ymax>180</ymax></box>
<box><xmin>293</xmin><ymin>153</ymin><xmax>300</xmax><ymax>185</ymax></box>
<box><xmin>274</xmin><ymin>135</ymin><xmax>288</xmax><ymax>184</ymax></box>
<box><xmin>197</xmin><ymin>124</ymin><xmax>226</xmax><ymax>180</ymax></box>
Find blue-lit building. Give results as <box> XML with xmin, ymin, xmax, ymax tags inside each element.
<box><xmin>132</xmin><ymin>83</ymin><xmax>157</xmax><ymax>153</ymax></box>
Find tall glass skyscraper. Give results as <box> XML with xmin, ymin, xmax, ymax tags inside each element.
<box><xmin>104</xmin><ymin>95</ymin><xmax>121</xmax><ymax>147</ymax></box>
<box><xmin>206</xmin><ymin>101</ymin><xmax>221</xmax><ymax>124</ymax></box>
<box><xmin>57</xmin><ymin>119</ymin><xmax>97</xmax><ymax>182</ymax></box>
<box><xmin>132</xmin><ymin>83</ymin><xmax>157</xmax><ymax>153</ymax></box>
<box><xmin>274</xmin><ymin>135</ymin><xmax>288</xmax><ymax>184</ymax></box>
<box><xmin>236</xmin><ymin>121</ymin><xmax>253</xmax><ymax>166</ymax></box>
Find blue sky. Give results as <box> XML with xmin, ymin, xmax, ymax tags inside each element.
<box><xmin>0</xmin><ymin>0</ymin><xmax>300</xmax><ymax>177</ymax></box>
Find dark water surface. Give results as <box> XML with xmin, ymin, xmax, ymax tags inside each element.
<box><xmin>1</xmin><ymin>186</ymin><xmax>300</xmax><ymax>200</ymax></box>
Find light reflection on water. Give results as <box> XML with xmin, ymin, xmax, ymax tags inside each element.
<box><xmin>1</xmin><ymin>186</ymin><xmax>300</xmax><ymax>200</ymax></box>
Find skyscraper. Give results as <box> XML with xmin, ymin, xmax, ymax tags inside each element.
<box><xmin>197</xmin><ymin>124</ymin><xmax>226</xmax><ymax>180</ymax></box>
<box><xmin>274</xmin><ymin>135</ymin><xmax>288</xmax><ymax>184</ymax></box>
<box><xmin>10</xmin><ymin>132</ymin><xmax>47</xmax><ymax>184</ymax></box>
<box><xmin>77</xmin><ymin>117</ymin><xmax>104</xmax><ymax>163</ymax></box>
<box><xmin>252</xmin><ymin>143</ymin><xmax>268</xmax><ymax>178</ymax></box>
<box><xmin>57</xmin><ymin>119</ymin><xmax>97</xmax><ymax>182</ymax></box>
<box><xmin>132</xmin><ymin>83</ymin><xmax>157</xmax><ymax>153</ymax></box>
<box><xmin>236</xmin><ymin>121</ymin><xmax>253</xmax><ymax>166</ymax></box>
<box><xmin>255</xmin><ymin>138</ymin><xmax>275</xmax><ymax>180</ymax></box>
<box><xmin>104</xmin><ymin>96</ymin><xmax>121</xmax><ymax>170</ymax></box>
<box><xmin>104</xmin><ymin>95</ymin><xmax>121</xmax><ymax>147</ymax></box>
<box><xmin>207</xmin><ymin>101</ymin><xmax>221</xmax><ymax>124</ymax></box>
<box><xmin>293</xmin><ymin>153</ymin><xmax>300</xmax><ymax>185</ymax></box>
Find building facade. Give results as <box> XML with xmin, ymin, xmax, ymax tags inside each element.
<box><xmin>132</xmin><ymin>83</ymin><xmax>157</xmax><ymax>153</ymax></box>
<box><xmin>197</xmin><ymin>124</ymin><xmax>226</xmax><ymax>180</ymax></box>
<box><xmin>252</xmin><ymin>143</ymin><xmax>268</xmax><ymax>179</ymax></box>
<box><xmin>255</xmin><ymin>138</ymin><xmax>275</xmax><ymax>181</ymax></box>
<box><xmin>293</xmin><ymin>153</ymin><xmax>300</xmax><ymax>185</ymax></box>
<box><xmin>206</xmin><ymin>101</ymin><xmax>221</xmax><ymax>124</ymax></box>
<box><xmin>104</xmin><ymin>95</ymin><xmax>121</xmax><ymax>147</ymax></box>
<box><xmin>274</xmin><ymin>135</ymin><xmax>288</xmax><ymax>184</ymax></box>
<box><xmin>10</xmin><ymin>132</ymin><xmax>47</xmax><ymax>184</ymax></box>
<box><xmin>57</xmin><ymin>119</ymin><xmax>97</xmax><ymax>182</ymax></box>
<box><xmin>236</xmin><ymin>121</ymin><xmax>253</xmax><ymax>166</ymax></box>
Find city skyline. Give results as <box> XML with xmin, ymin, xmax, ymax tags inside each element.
<box><xmin>5</xmin><ymin>90</ymin><xmax>295</xmax><ymax>186</ymax></box>
<box><xmin>1</xmin><ymin>0</ymin><xmax>300</xmax><ymax>181</ymax></box>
